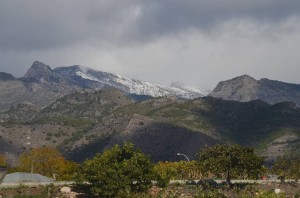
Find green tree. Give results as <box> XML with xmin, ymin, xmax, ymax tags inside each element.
<box><xmin>197</xmin><ymin>144</ymin><xmax>264</xmax><ymax>185</ymax></box>
<box><xmin>272</xmin><ymin>157</ymin><xmax>289</xmax><ymax>183</ymax></box>
<box><xmin>76</xmin><ymin>142</ymin><xmax>153</xmax><ymax>197</ymax></box>
<box><xmin>272</xmin><ymin>154</ymin><xmax>300</xmax><ymax>182</ymax></box>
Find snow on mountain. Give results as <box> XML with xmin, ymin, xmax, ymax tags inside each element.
<box><xmin>54</xmin><ymin>65</ymin><xmax>207</xmax><ymax>99</ymax></box>
<box><xmin>75</xmin><ymin>71</ymin><xmax>100</xmax><ymax>82</ymax></box>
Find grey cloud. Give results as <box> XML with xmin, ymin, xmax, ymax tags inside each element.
<box><xmin>135</xmin><ymin>0</ymin><xmax>300</xmax><ymax>40</ymax></box>
<box><xmin>1</xmin><ymin>0</ymin><xmax>300</xmax><ymax>89</ymax></box>
<box><xmin>1</xmin><ymin>0</ymin><xmax>300</xmax><ymax>51</ymax></box>
<box><xmin>0</xmin><ymin>0</ymin><xmax>140</xmax><ymax>50</ymax></box>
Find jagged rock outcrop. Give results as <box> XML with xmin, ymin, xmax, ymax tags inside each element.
<box><xmin>209</xmin><ymin>75</ymin><xmax>300</xmax><ymax>104</ymax></box>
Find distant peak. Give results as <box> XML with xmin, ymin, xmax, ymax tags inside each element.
<box><xmin>215</xmin><ymin>75</ymin><xmax>257</xmax><ymax>86</ymax></box>
<box><xmin>0</xmin><ymin>72</ymin><xmax>16</xmax><ymax>81</ymax></box>
<box><xmin>27</xmin><ymin>61</ymin><xmax>53</xmax><ymax>74</ymax></box>
<box><xmin>234</xmin><ymin>74</ymin><xmax>256</xmax><ymax>81</ymax></box>
<box><xmin>31</xmin><ymin>61</ymin><xmax>51</xmax><ymax>70</ymax></box>
<box><xmin>22</xmin><ymin>61</ymin><xmax>56</xmax><ymax>81</ymax></box>
<box><xmin>32</xmin><ymin>60</ymin><xmax>45</xmax><ymax>65</ymax></box>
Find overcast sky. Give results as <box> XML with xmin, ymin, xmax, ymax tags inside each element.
<box><xmin>1</xmin><ymin>0</ymin><xmax>300</xmax><ymax>90</ymax></box>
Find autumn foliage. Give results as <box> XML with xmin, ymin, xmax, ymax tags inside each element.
<box><xmin>16</xmin><ymin>147</ymin><xmax>77</xmax><ymax>180</ymax></box>
<box><xmin>0</xmin><ymin>154</ymin><xmax>7</xmax><ymax>167</ymax></box>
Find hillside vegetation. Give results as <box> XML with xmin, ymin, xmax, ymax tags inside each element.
<box><xmin>0</xmin><ymin>88</ymin><xmax>300</xmax><ymax>164</ymax></box>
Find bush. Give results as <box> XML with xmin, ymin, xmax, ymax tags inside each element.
<box><xmin>155</xmin><ymin>173</ymin><xmax>171</xmax><ymax>188</ymax></box>
<box><xmin>153</xmin><ymin>161</ymin><xmax>177</xmax><ymax>187</ymax></box>
<box><xmin>197</xmin><ymin>179</ymin><xmax>218</xmax><ymax>189</ymax></box>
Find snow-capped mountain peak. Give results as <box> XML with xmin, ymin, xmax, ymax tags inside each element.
<box><xmin>54</xmin><ymin>65</ymin><xmax>207</xmax><ymax>99</ymax></box>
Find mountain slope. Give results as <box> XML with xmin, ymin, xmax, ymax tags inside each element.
<box><xmin>209</xmin><ymin>75</ymin><xmax>300</xmax><ymax>104</ymax></box>
<box><xmin>2</xmin><ymin>89</ymin><xmax>300</xmax><ymax>164</ymax></box>
<box><xmin>0</xmin><ymin>88</ymin><xmax>134</xmax><ymax>164</ymax></box>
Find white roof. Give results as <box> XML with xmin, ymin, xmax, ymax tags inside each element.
<box><xmin>2</xmin><ymin>172</ymin><xmax>54</xmax><ymax>183</ymax></box>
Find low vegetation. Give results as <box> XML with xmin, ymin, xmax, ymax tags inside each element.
<box><xmin>1</xmin><ymin>143</ymin><xmax>300</xmax><ymax>197</ymax></box>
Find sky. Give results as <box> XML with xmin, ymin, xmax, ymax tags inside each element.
<box><xmin>0</xmin><ymin>0</ymin><xmax>300</xmax><ymax>90</ymax></box>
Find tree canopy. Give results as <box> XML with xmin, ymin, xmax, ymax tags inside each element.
<box><xmin>272</xmin><ymin>153</ymin><xmax>300</xmax><ymax>182</ymax></box>
<box><xmin>16</xmin><ymin>147</ymin><xmax>77</xmax><ymax>180</ymax></box>
<box><xmin>0</xmin><ymin>154</ymin><xmax>7</xmax><ymax>167</ymax></box>
<box><xmin>197</xmin><ymin>144</ymin><xmax>264</xmax><ymax>185</ymax></box>
<box><xmin>76</xmin><ymin>142</ymin><xmax>153</xmax><ymax>197</ymax></box>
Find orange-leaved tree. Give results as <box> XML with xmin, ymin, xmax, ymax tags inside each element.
<box><xmin>0</xmin><ymin>154</ymin><xmax>7</xmax><ymax>167</ymax></box>
<box><xmin>16</xmin><ymin>147</ymin><xmax>78</xmax><ymax>180</ymax></box>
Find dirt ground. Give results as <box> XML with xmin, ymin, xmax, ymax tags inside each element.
<box><xmin>149</xmin><ymin>182</ymin><xmax>300</xmax><ymax>197</ymax></box>
<box><xmin>0</xmin><ymin>185</ymin><xmax>48</xmax><ymax>197</ymax></box>
<box><xmin>0</xmin><ymin>182</ymin><xmax>299</xmax><ymax>197</ymax></box>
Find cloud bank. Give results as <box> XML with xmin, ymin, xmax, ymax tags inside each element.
<box><xmin>0</xmin><ymin>0</ymin><xmax>300</xmax><ymax>89</ymax></box>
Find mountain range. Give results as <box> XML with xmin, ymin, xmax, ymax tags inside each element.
<box><xmin>1</xmin><ymin>61</ymin><xmax>300</xmax><ymax>165</ymax></box>
<box><xmin>2</xmin><ymin>62</ymin><xmax>300</xmax><ymax>113</ymax></box>
<box><xmin>0</xmin><ymin>61</ymin><xmax>205</xmax><ymax>112</ymax></box>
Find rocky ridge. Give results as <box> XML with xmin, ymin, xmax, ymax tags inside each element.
<box><xmin>209</xmin><ymin>75</ymin><xmax>300</xmax><ymax>104</ymax></box>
